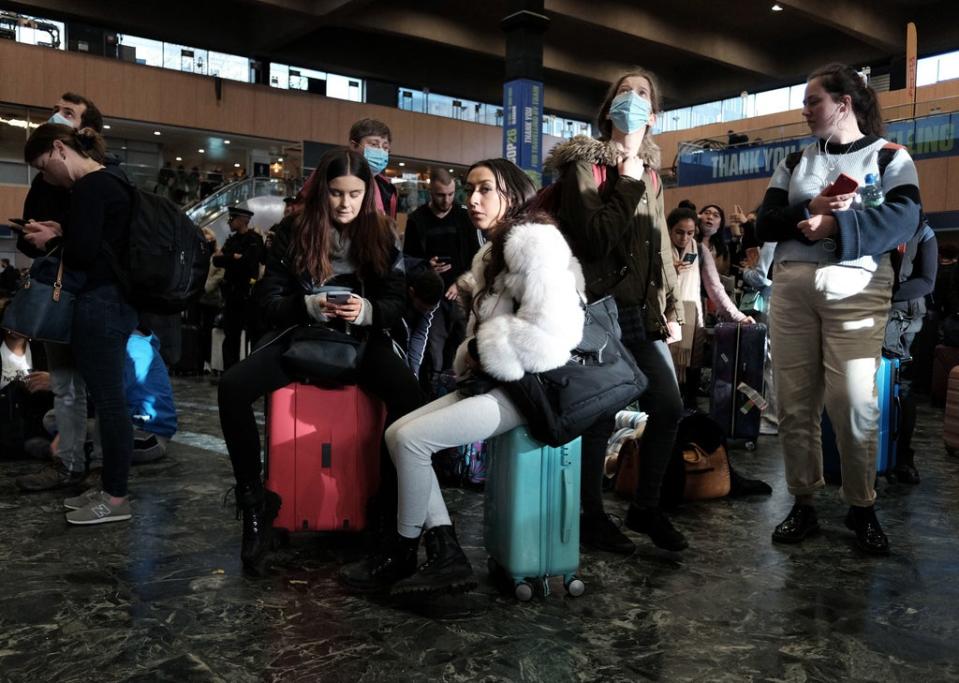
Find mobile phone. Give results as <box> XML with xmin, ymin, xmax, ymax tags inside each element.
<box><xmin>683</xmin><ymin>252</ymin><xmax>698</xmax><ymax>264</ymax></box>
<box><xmin>435</xmin><ymin>255</ymin><xmax>453</xmax><ymax>264</ymax></box>
<box><xmin>327</xmin><ymin>292</ymin><xmax>352</xmax><ymax>305</ymax></box>
<box><xmin>823</xmin><ymin>173</ymin><xmax>859</xmax><ymax>197</ymax></box>
<box><xmin>8</xmin><ymin>218</ymin><xmax>27</xmax><ymax>230</ymax></box>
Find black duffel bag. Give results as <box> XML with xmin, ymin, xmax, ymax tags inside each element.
<box><xmin>504</xmin><ymin>296</ymin><xmax>646</xmax><ymax>447</ymax></box>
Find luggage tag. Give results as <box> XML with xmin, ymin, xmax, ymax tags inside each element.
<box><xmin>737</xmin><ymin>382</ymin><xmax>768</xmax><ymax>414</ymax></box>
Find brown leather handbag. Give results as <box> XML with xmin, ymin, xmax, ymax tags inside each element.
<box><xmin>682</xmin><ymin>444</ymin><xmax>731</xmax><ymax>501</ymax></box>
<box><xmin>614</xmin><ymin>440</ymin><xmax>641</xmax><ymax>499</ymax></box>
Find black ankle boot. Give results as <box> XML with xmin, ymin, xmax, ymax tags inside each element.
<box><xmin>390</xmin><ymin>525</ymin><xmax>476</xmax><ymax>596</ymax></box>
<box><xmin>338</xmin><ymin>533</ymin><xmax>420</xmax><ymax>594</ymax></box>
<box><xmin>772</xmin><ymin>503</ymin><xmax>819</xmax><ymax>544</ymax></box>
<box><xmin>236</xmin><ymin>482</ymin><xmax>282</xmax><ymax>576</ymax></box>
<box><xmin>845</xmin><ymin>505</ymin><xmax>890</xmax><ymax>556</ymax></box>
<box><xmin>624</xmin><ymin>504</ymin><xmax>688</xmax><ymax>551</ymax></box>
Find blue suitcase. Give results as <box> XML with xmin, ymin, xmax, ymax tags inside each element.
<box><xmin>822</xmin><ymin>356</ymin><xmax>900</xmax><ymax>484</ymax></box>
<box><xmin>483</xmin><ymin>427</ymin><xmax>585</xmax><ymax>601</ymax></box>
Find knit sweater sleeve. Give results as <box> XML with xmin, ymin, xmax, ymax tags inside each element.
<box><xmin>699</xmin><ymin>245</ymin><xmax>746</xmax><ymax>322</ymax></box>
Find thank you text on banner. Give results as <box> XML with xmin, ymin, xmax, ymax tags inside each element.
<box><xmin>503</xmin><ymin>79</ymin><xmax>544</xmax><ymax>187</ymax></box>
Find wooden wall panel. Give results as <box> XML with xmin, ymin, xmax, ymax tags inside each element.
<box><xmin>916</xmin><ymin>157</ymin><xmax>950</xmax><ymax>213</ymax></box>
<box><xmin>0</xmin><ymin>41</ymin><xmax>504</xmax><ymax>166</ymax></box>
<box><xmin>0</xmin><ymin>185</ymin><xmax>28</xmax><ymax>223</ymax></box>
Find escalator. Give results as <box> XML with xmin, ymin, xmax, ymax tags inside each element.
<box><xmin>185</xmin><ymin>176</ymin><xmax>300</xmax><ymax>242</ymax></box>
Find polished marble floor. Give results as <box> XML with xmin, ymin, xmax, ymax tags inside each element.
<box><xmin>1</xmin><ymin>376</ymin><xmax>957</xmax><ymax>682</ymax></box>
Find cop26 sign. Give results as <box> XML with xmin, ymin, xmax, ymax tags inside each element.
<box><xmin>677</xmin><ymin>113</ymin><xmax>958</xmax><ymax>186</ymax></box>
<box><xmin>503</xmin><ymin>79</ymin><xmax>544</xmax><ymax>187</ymax></box>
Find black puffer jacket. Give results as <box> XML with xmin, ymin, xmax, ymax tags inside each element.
<box><xmin>255</xmin><ymin>215</ymin><xmax>406</xmax><ymax>332</ymax></box>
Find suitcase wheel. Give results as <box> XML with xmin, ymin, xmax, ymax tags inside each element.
<box><xmin>513</xmin><ymin>581</ymin><xmax>534</xmax><ymax>602</ymax></box>
<box><xmin>564</xmin><ymin>576</ymin><xmax>586</xmax><ymax>597</ymax></box>
<box><xmin>745</xmin><ymin>441</ymin><xmax>756</xmax><ymax>451</ymax></box>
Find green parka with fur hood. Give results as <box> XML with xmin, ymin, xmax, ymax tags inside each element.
<box><xmin>545</xmin><ymin>134</ymin><xmax>682</xmax><ymax>338</ymax></box>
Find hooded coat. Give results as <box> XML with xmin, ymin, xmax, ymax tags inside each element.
<box><xmin>545</xmin><ymin>135</ymin><xmax>681</xmax><ymax>338</ymax></box>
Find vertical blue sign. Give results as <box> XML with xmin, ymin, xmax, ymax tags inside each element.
<box><xmin>503</xmin><ymin>78</ymin><xmax>544</xmax><ymax>187</ymax></box>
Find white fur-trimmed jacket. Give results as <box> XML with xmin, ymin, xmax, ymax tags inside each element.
<box><xmin>453</xmin><ymin>221</ymin><xmax>586</xmax><ymax>382</ymax></box>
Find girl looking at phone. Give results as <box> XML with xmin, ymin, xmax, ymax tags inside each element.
<box><xmin>667</xmin><ymin>207</ymin><xmax>753</xmax><ymax>408</ymax></box>
<box><xmin>216</xmin><ymin>148</ymin><xmax>424</xmax><ymax>575</ymax></box>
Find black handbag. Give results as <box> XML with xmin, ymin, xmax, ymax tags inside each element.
<box><xmin>504</xmin><ymin>296</ymin><xmax>647</xmax><ymax>447</ymax></box>
<box><xmin>279</xmin><ymin>324</ymin><xmax>366</xmax><ymax>386</ymax></box>
<box><xmin>1</xmin><ymin>249</ymin><xmax>81</xmax><ymax>344</ymax></box>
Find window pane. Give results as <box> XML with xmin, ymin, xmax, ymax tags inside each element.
<box><xmin>0</xmin><ymin>105</ymin><xmax>31</xmax><ymax>162</ymax></box>
<box><xmin>917</xmin><ymin>57</ymin><xmax>938</xmax><ymax>87</ymax></box>
<box><xmin>788</xmin><ymin>84</ymin><xmax>805</xmax><ymax>110</ymax></box>
<box><xmin>754</xmin><ymin>87</ymin><xmax>790</xmax><ymax>116</ymax></box>
<box><xmin>938</xmin><ymin>52</ymin><xmax>959</xmax><ymax>82</ymax></box>
<box><xmin>208</xmin><ymin>52</ymin><xmax>249</xmax><ymax>83</ymax></box>
<box><xmin>117</xmin><ymin>34</ymin><xmax>163</xmax><ymax>67</ymax></box>
<box><xmin>327</xmin><ymin>73</ymin><xmax>363</xmax><ymax>101</ymax></box>
<box><xmin>163</xmin><ymin>42</ymin><xmax>207</xmax><ymax>75</ymax></box>
<box><xmin>15</xmin><ymin>16</ymin><xmax>65</xmax><ymax>49</ymax></box>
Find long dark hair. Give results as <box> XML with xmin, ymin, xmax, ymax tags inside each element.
<box><xmin>294</xmin><ymin>148</ymin><xmax>393</xmax><ymax>283</ymax></box>
<box><xmin>466</xmin><ymin>159</ymin><xmax>544</xmax><ymax>315</ymax></box>
<box><xmin>809</xmin><ymin>63</ymin><xmax>884</xmax><ymax>137</ymax></box>
<box><xmin>24</xmin><ymin>123</ymin><xmax>106</xmax><ymax>165</ymax></box>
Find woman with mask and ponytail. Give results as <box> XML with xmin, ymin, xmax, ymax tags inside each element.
<box><xmin>757</xmin><ymin>63</ymin><xmax>921</xmax><ymax>556</ymax></box>
<box><xmin>543</xmin><ymin>69</ymin><xmax>687</xmax><ymax>556</ymax></box>
<box><xmin>22</xmin><ymin>123</ymin><xmax>138</xmax><ymax>525</ymax></box>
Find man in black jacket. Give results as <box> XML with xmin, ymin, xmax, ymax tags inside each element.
<box><xmin>402</xmin><ymin>169</ymin><xmax>479</xmax><ymax>382</ymax></box>
<box><xmin>213</xmin><ymin>207</ymin><xmax>263</xmax><ymax>370</ymax></box>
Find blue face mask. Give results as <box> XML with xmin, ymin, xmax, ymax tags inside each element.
<box><xmin>363</xmin><ymin>146</ymin><xmax>389</xmax><ymax>175</ymax></box>
<box><xmin>608</xmin><ymin>91</ymin><xmax>652</xmax><ymax>134</ymax></box>
<box><xmin>48</xmin><ymin>112</ymin><xmax>74</xmax><ymax>127</ymax></box>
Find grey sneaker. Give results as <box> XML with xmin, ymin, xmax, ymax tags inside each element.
<box><xmin>16</xmin><ymin>462</ymin><xmax>85</xmax><ymax>492</ymax></box>
<box><xmin>63</xmin><ymin>487</ymin><xmax>102</xmax><ymax>511</ymax></box>
<box><xmin>65</xmin><ymin>491</ymin><xmax>132</xmax><ymax>525</ymax></box>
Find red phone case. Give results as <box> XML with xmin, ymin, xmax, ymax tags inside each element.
<box><xmin>823</xmin><ymin>173</ymin><xmax>859</xmax><ymax>197</ymax></box>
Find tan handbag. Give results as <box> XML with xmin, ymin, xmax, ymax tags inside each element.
<box><xmin>682</xmin><ymin>444</ymin><xmax>731</xmax><ymax>501</ymax></box>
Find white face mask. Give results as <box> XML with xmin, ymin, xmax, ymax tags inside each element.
<box><xmin>48</xmin><ymin>112</ymin><xmax>74</xmax><ymax>127</ymax></box>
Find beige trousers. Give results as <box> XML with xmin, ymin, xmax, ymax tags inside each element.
<box><xmin>769</xmin><ymin>257</ymin><xmax>893</xmax><ymax>507</ymax></box>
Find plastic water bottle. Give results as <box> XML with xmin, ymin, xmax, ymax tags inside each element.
<box><xmin>859</xmin><ymin>173</ymin><xmax>884</xmax><ymax>208</ymax></box>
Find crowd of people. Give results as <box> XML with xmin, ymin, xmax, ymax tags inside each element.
<box><xmin>0</xmin><ymin>60</ymin><xmax>946</xmax><ymax>600</ymax></box>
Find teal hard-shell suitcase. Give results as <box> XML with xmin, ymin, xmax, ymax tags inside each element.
<box><xmin>483</xmin><ymin>427</ymin><xmax>585</xmax><ymax>601</ymax></box>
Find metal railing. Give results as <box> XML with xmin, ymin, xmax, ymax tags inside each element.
<box><xmin>185</xmin><ymin>177</ymin><xmax>299</xmax><ymax>227</ymax></box>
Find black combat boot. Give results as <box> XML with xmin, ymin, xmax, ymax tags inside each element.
<box><xmin>338</xmin><ymin>533</ymin><xmax>421</xmax><ymax>594</ymax></box>
<box><xmin>390</xmin><ymin>525</ymin><xmax>476</xmax><ymax>596</ymax></box>
<box><xmin>235</xmin><ymin>481</ymin><xmax>281</xmax><ymax>576</ymax></box>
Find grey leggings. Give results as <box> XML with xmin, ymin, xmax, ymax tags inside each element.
<box><xmin>385</xmin><ymin>387</ymin><xmax>525</xmax><ymax>538</ymax></box>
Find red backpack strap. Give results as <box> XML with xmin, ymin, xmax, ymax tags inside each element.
<box><xmin>591</xmin><ymin>164</ymin><xmax>607</xmax><ymax>189</ymax></box>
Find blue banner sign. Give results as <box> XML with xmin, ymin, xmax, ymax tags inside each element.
<box><xmin>677</xmin><ymin>113</ymin><xmax>959</xmax><ymax>186</ymax></box>
<box><xmin>503</xmin><ymin>79</ymin><xmax>544</xmax><ymax>187</ymax></box>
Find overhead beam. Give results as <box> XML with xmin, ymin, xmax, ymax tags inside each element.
<box><xmin>775</xmin><ymin>0</ymin><xmax>904</xmax><ymax>52</ymax></box>
<box><xmin>544</xmin><ymin>0</ymin><xmax>783</xmax><ymax>79</ymax></box>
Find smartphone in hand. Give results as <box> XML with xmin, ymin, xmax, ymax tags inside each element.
<box><xmin>7</xmin><ymin>218</ymin><xmax>27</xmax><ymax>231</ymax></box>
<box><xmin>682</xmin><ymin>252</ymin><xmax>698</xmax><ymax>264</ymax></box>
<box><xmin>823</xmin><ymin>173</ymin><xmax>859</xmax><ymax>197</ymax></box>
<box><xmin>326</xmin><ymin>291</ymin><xmax>352</xmax><ymax>305</ymax></box>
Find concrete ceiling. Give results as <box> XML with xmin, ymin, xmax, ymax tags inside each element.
<box><xmin>5</xmin><ymin>0</ymin><xmax>959</xmax><ymax>120</ymax></box>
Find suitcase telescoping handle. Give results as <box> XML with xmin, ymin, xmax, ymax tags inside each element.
<box><xmin>561</xmin><ymin>450</ymin><xmax>574</xmax><ymax>544</ymax></box>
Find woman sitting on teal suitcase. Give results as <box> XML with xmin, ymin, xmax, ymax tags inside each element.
<box><xmin>340</xmin><ymin>158</ymin><xmax>586</xmax><ymax>597</ymax></box>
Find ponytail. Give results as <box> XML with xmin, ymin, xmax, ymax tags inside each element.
<box><xmin>809</xmin><ymin>63</ymin><xmax>884</xmax><ymax>137</ymax></box>
<box><xmin>24</xmin><ymin>123</ymin><xmax>107</xmax><ymax>166</ymax></box>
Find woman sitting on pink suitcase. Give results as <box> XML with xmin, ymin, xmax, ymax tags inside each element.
<box><xmin>217</xmin><ymin>148</ymin><xmax>424</xmax><ymax>576</ymax></box>
<box><xmin>339</xmin><ymin>158</ymin><xmax>585</xmax><ymax>597</ymax></box>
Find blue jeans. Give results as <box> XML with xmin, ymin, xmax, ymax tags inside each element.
<box><xmin>71</xmin><ymin>285</ymin><xmax>138</xmax><ymax>497</ymax></box>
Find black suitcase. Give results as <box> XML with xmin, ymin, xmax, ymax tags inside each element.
<box><xmin>710</xmin><ymin>322</ymin><xmax>766</xmax><ymax>447</ymax></box>
<box><xmin>172</xmin><ymin>324</ymin><xmax>204</xmax><ymax>375</ymax></box>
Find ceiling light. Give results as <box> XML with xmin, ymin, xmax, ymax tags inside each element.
<box><xmin>153</xmin><ymin>130</ymin><xmax>161</xmax><ymax>136</ymax></box>
<box><xmin>234</xmin><ymin>163</ymin><xmax>241</xmax><ymax>168</ymax></box>
<box><xmin>278</xmin><ymin>157</ymin><xmax>283</xmax><ymax>162</ymax></box>
<box><xmin>224</xmin><ymin>139</ymin><xmax>231</xmax><ymax>145</ymax></box>
<box><xmin>175</xmin><ymin>156</ymin><xmax>182</xmax><ymax>161</ymax></box>
<box><xmin>103</xmin><ymin>124</ymin><xmax>111</xmax><ymax>130</ymax></box>
<box><xmin>771</xmin><ymin>3</ymin><xmax>783</xmax><ymax>10</ymax></box>
<box><xmin>448</xmin><ymin>168</ymin><xmax>454</xmax><ymax>173</ymax></box>
<box><xmin>121</xmin><ymin>146</ymin><xmax>127</xmax><ymax>150</ymax></box>
<box><xmin>398</xmin><ymin>162</ymin><xmax>406</xmax><ymax>167</ymax></box>
<box><xmin>198</xmin><ymin>148</ymin><xmax>205</xmax><ymax>153</ymax></box>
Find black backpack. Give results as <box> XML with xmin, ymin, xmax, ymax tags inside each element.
<box><xmin>105</xmin><ymin>167</ymin><xmax>212</xmax><ymax>314</ymax></box>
